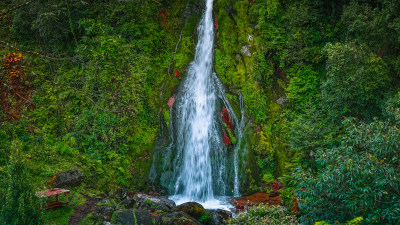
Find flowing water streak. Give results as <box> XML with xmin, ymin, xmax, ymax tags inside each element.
<box><xmin>173</xmin><ymin>0</ymin><xmax>216</xmax><ymax>202</ymax></box>
<box><xmin>213</xmin><ymin>75</ymin><xmax>244</xmax><ymax>197</ymax></box>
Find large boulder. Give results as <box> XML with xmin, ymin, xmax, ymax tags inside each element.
<box><xmin>122</xmin><ymin>193</ymin><xmax>176</xmax><ymax>212</ymax></box>
<box><xmin>116</xmin><ymin>209</ymin><xmax>152</xmax><ymax>225</ymax></box>
<box><xmin>156</xmin><ymin>212</ymin><xmax>201</xmax><ymax>225</ymax></box>
<box><xmin>207</xmin><ymin>209</ymin><xmax>232</xmax><ymax>225</ymax></box>
<box><xmin>174</xmin><ymin>202</ymin><xmax>206</xmax><ymax>221</ymax></box>
<box><xmin>46</xmin><ymin>169</ymin><xmax>83</xmax><ymax>188</ymax></box>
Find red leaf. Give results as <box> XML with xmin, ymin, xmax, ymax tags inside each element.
<box><xmin>223</xmin><ymin>130</ymin><xmax>230</xmax><ymax>146</ymax></box>
<box><xmin>174</xmin><ymin>70</ymin><xmax>181</xmax><ymax>78</ymax></box>
<box><xmin>214</xmin><ymin>13</ymin><xmax>219</xmax><ymax>30</ymax></box>
<box><xmin>221</xmin><ymin>106</ymin><xmax>234</xmax><ymax>131</ymax></box>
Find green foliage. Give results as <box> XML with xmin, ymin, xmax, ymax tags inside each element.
<box><xmin>294</xmin><ymin>116</ymin><xmax>400</xmax><ymax>224</ymax></box>
<box><xmin>0</xmin><ymin>140</ymin><xmax>44</xmax><ymax>225</ymax></box>
<box><xmin>253</xmin><ymin>51</ymin><xmax>273</xmax><ymax>86</ymax></box>
<box><xmin>287</xmin><ymin>105</ymin><xmax>337</xmax><ymax>159</ymax></box>
<box><xmin>315</xmin><ymin>217</ymin><xmax>363</xmax><ymax>225</ymax></box>
<box><xmin>322</xmin><ymin>42</ymin><xmax>390</xmax><ymax>120</ymax></box>
<box><xmin>11</xmin><ymin>0</ymin><xmax>87</xmax><ymax>51</ymax></box>
<box><xmin>341</xmin><ymin>1</ymin><xmax>400</xmax><ymax>52</ymax></box>
<box><xmin>286</xmin><ymin>65</ymin><xmax>320</xmax><ymax>110</ymax></box>
<box><xmin>199</xmin><ymin>211</ymin><xmax>210</xmax><ymax>223</ymax></box>
<box><xmin>1</xmin><ymin>0</ymin><xmax>400</xmax><ymax>224</ymax></box>
<box><xmin>242</xmin><ymin>81</ymin><xmax>268</xmax><ymax>123</ymax></box>
<box><xmin>226</xmin><ymin>204</ymin><xmax>300</xmax><ymax>225</ymax></box>
<box><xmin>280</xmin><ymin>188</ymin><xmax>294</xmax><ymax>210</ymax></box>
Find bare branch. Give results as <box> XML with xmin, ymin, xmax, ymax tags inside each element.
<box><xmin>0</xmin><ymin>0</ymin><xmax>35</xmax><ymax>19</ymax></box>
<box><xmin>0</xmin><ymin>41</ymin><xmax>83</xmax><ymax>63</ymax></box>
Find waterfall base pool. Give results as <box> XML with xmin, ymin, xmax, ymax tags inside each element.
<box><xmin>169</xmin><ymin>195</ymin><xmax>234</xmax><ymax>211</ymax></box>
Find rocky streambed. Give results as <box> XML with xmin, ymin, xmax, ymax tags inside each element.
<box><xmin>88</xmin><ymin>191</ymin><xmax>286</xmax><ymax>225</ymax></box>
<box><xmin>91</xmin><ymin>192</ymin><xmax>233</xmax><ymax>225</ymax></box>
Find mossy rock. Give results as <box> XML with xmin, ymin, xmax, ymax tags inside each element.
<box><xmin>174</xmin><ymin>202</ymin><xmax>205</xmax><ymax>221</ymax></box>
<box><xmin>157</xmin><ymin>212</ymin><xmax>201</xmax><ymax>225</ymax></box>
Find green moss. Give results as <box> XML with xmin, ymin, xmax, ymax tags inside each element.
<box><xmin>43</xmin><ymin>207</ymin><xmax>74</xmax><ymax>225</ymax></box>
<box><xmin>163</xmin><ymin>110</ymin><xmax>170</xmax><ymax>128</ymax></box>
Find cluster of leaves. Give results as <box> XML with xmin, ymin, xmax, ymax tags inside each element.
<box><xmin>0</xmin><ymin>140</ymin><xmax>44</xmax><ymax>225</ymax></box>
<box><xmin>294</xmin><ymin>113</ymin><xmax>400</xmax><ymax>224</ymax></box>
<box><xmin>226</xmin><ymin>204</ymin><xmax>300</xmax><ymax>225</ymax></box>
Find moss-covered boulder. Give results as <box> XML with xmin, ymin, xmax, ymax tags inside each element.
<box><xmin>122</xmin><ymin>193</ymin><xmax>176</xmax><ymax>212</ymax></box>
<box><xmin>46</xmin><ymin>169</ymin><xmax>83</xmax><ymax>188</ymax></box>
<box><xmin>207</xmin><ymin>209</ymin><xmax>232</xmax><ymax>225</ymax></box>
<box><xmin>156</xmin><ymin>212</ymin><xmax>201</xmax><ymax>225</ymax></box>
<box><xmin>115</xmin><ymin>209</ymin><xmax>152</xmax><ymax>225</ymax></box>
<box><xmin>174</xmin><ymin>202</ymin><xmax>206</xmax><ymax>221</ymax></box>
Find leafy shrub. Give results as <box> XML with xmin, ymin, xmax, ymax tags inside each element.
<box><xmin>199</xmin><ymin>211</ymin><xmax>210</xmax><ymax>224</ymax></box>
<box><xmin>280</xmin><ymin>188</ymin><xmax>294</xmax><ymax>210</ymax></box>
<box><xmin>286</xmin><ymin>65</ymin><xmax>320</xmax><ymax>111</ymax></box>
<box><xmin>226</xmin><ymin>204</ymin><xmax>300</xmax><ymax>225</ymax></box>
<box><xmin>0</xmin><ymin>140</ymin><xmax>44</xmax><ymax>225</ymax></box>
<box><xmin>321</xmin><ymin>42</ymin><xmax>390</xmax><ymax>120</ymax></box>
<box><xmin>294</xmin><ymin>116</ymin><xmax>400</xmax><ymax>224</ymax></box>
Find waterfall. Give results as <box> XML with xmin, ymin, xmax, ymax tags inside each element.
<box><xmin>151</xmin><ymin>0</ymin><xmax>246</xmax><ymax>208</ymax></box>
<box><xmin>173</xmin><ymin>0</ymin><xmax>216</xmax><ymax>202</ymax></box>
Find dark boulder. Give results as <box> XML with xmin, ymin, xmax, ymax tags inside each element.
<box><xmin>156</xmin><ymin>212</ymin><xmax>201</xmax><ymax>225</ymax></box>
<box><xmin>116</xmin><ymin>209</ymin><xmax>152</xmax><ymax>225</ymax></box>
<box><xmin>207</xmin><ymin>209</ymin><xmax>232</xmax><ymax>225</ymax></box>
<box><xmin>122</xmin><ymin>193</ymin><xmax>176</xmax><ymax>212</ymax></box>
<box><xmin>46</xmin><ymin>169</ymin><xmax>83</xmax><ymax>188</ymax></box>
<box><xmin>174</xmin><ymin>202</ymin><xmax>206</xmax><ymax>221</ymax></box>
<box><xmin>94</xmin><ymin>205</ymin><xmax>114</xmax><ymax>221</ymax></box>
<box><xmin>116</xmin><ymin>210</ymin><xmax>135</xmax><ymax>225</ymax></box>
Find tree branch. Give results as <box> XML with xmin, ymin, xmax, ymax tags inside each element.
<box><xmin>0</xmin><ymin>0</ymin><xmax>35</xmax><ymax>19</ymax></box>
<box><xmin>0</xmin><ymin>41</ymin><xmax>83</xmax><ymax>63</ymax></box>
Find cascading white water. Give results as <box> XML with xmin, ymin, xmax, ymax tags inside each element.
<box><xmin>173</xmin><ymin>0</ymin><xmax>216</xmax><ymax>202</ymax></box>
<box><xmin>149</xmin><ymin>0</ymin><xmax>247</xmax><ymax>209</ymax></box>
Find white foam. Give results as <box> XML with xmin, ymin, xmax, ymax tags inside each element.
<box><xmin>170</xmin><ymin>195</ymin><xmax>234</xmax><ymax>211</ymax></box>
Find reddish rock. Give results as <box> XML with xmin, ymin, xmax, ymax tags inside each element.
<box><xmin>230</xmin><ymin>192</ymin><xmax>282</xmax><ymax>212</ymax></box>
<box><xmin>167</xmin><ymin>96</ymin><xmax>175</xmax><ymax>108</ymax></box>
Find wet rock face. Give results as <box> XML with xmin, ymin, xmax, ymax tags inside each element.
<box><xmin>207</xmin><ymin>209</ymin><xmax>232</xmax><ymax>225</ymax></box>
<box><xmin>46</xmin><ymin>169</ymin><xmax>83</xmax><ymax>188</ymax></box>
<box><xmin>174</xmin><ymin>202</ymin><xmax>206</xmax><ymax>221</ymax></box>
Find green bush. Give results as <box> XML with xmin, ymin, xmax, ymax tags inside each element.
<box><xmin>321</xmin><ymin>42</ymin><xmax>390</xmax><ymax>121</ymax></box>
<box><xmin>0</xmin><ymin>140</ymin><xmax>44</xmax><ymax>225</ymax></box>
<box><xmin>280</xmin><ymin>188</ymin><xmax>294</xmax><ymax>210</ymax></box>
<box><xmin>294</xmin><ymin>115</ymin><xmax>400</xmax><ymax>224</ymax></box>
<box><xmin>226</xmin><ymin>204</ymin><xmax>300</xmax><ymax>225</ymax></box>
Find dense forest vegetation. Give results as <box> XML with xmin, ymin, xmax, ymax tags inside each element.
<box><xmin>1</xmin><ymin>0</ymin><xmax>400</xmax><ymax>224</ymax></box>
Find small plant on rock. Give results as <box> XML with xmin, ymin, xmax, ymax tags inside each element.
<box><xmin>226</xmin><ymin>204</ymin><xmax>300</xmax><ymax>225</ymax></box>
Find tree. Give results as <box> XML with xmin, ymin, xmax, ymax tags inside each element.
<box><xmin>0</xmin><ymin>140</ymin><xmax>43</xmax><ymax>225</ymax></box>
<box><xmin>294</xmin><ymin>109</ymin><xmax>400</xmax><ymax>224</ymax></box>
<box><xmin>321</xmin><ymin>42</ymin><xmax>390</xmax><ymax>121</ymax></box>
